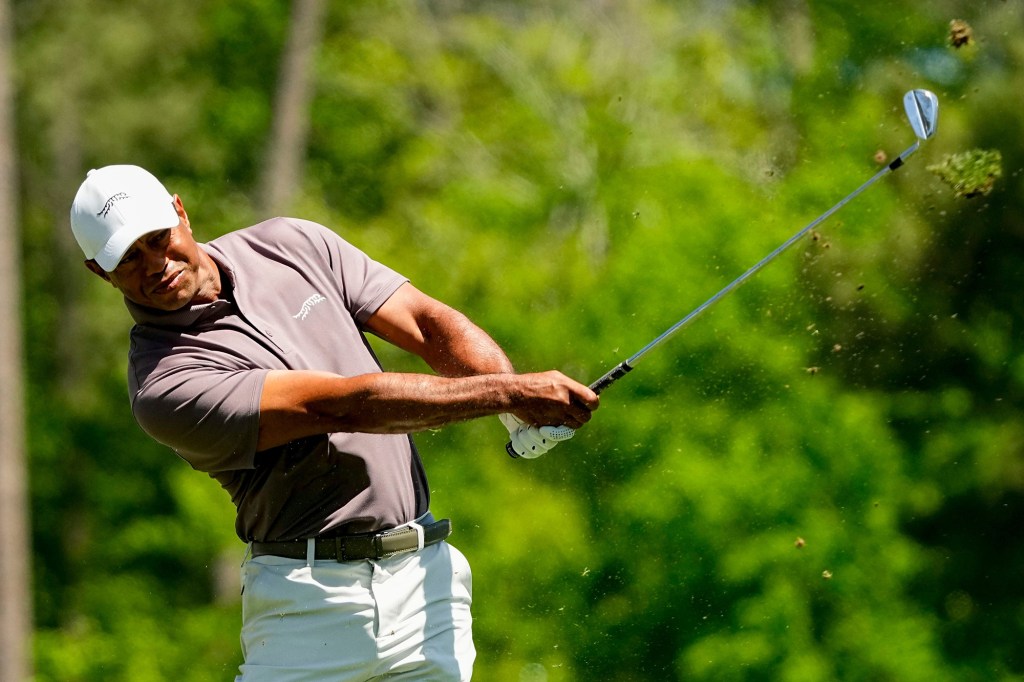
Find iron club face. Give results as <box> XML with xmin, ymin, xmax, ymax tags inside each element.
<box><xmin>904</xmin><ymin>89</ymin><xmax>939</xmax><ymax>140</ymax></box>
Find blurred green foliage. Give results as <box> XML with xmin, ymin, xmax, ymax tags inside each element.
<box><xmin>14</xmin><ymin>1</ymin><xmax>1023</xmax><ymax>680</ymax></box>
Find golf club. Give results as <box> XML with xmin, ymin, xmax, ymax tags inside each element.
<box><xmin>507</xmin><ymin>88</ymin><xmax>938</xmax><ymax>458</ymax></box>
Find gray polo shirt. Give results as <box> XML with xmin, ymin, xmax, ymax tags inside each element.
<box><xmin>126</xmin><ymin>217</ymin><xmax>429</xmax><ymax>542</ymax></box>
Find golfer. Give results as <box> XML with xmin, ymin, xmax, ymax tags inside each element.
<box><xmin>70</xmin><ymin>164</ymin><xmax>599</xmax><ymax>681</ymax></box>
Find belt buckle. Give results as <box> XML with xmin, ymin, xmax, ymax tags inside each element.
<box><xmin>375</xmin><ymin>521</ymin><xmax>425</xmax><ymax>559</ymax></box>
<box><xmin>408</xmin><ymin>521</ymin><xmax>425</xmax><ymax>551</ymax></box>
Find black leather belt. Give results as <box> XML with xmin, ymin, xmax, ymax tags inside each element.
<box><xmin>251</xmin><ymin>517</ymin><xmax>452</xmax><ymax>562</ymax></box>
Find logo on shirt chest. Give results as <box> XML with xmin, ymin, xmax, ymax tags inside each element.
<box><xmin>293</xmin><ymin>293</ymin><xmax>327</xmax><ymax>320</ymax></box>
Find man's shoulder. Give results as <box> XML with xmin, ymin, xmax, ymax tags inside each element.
<box><xmin>205</xmin><ymin>219</ymin><xmax>353</xmax><ymax>274</ymax></box>
<box><xmin>210</xmin><ymin>217</ymin><xmax>337</xmax><ymax>251</ymax></box>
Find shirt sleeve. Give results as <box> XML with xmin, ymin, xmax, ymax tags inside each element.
<box><xmin>130</xmin><ymin>355</ymin><xmax>268</xmax><ymax>473</ymax></box>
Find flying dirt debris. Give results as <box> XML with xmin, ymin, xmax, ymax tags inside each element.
<box><xmin>927</xmin><ymin>149</ymin><xmax>1003</xmax><ymax>199</ymax></box>
<box><xmin>948</xmin><ymin>19</ymin><xmax>973</xmax><ymax>49</ymax></box>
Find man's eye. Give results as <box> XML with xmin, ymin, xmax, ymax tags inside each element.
<box><xmin>118</xmin><ymin>250</ymin><xmax>140</xmax><ymax>268</ymax></box>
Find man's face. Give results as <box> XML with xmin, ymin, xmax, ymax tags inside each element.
<box><xmin>87</xmin><ymin>198</ymin><xmax>214</xmax><ymax>311</ymax></box>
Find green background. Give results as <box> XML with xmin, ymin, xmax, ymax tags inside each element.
<box><xmin>14</xmin><ymin>1</ymin><xmax>1022</xmax><ymax>680</ymax></box>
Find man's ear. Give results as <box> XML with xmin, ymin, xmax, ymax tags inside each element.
<box><xmin>84</xmin><ymin>259</ymin><xmax>112</xmax><ymax>283</ymax></box>
<box><xmin>172</xmin><ymin>194</ymin><xmax>190</xmax><ymax>231</ymax></box>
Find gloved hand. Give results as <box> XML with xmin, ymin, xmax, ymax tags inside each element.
<box><xmin>499</xmin><ymin>413</ymin><xmax>576</xmax><ymax>459</ymax></box>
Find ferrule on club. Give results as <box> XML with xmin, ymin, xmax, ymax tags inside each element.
<box><xmin>889</xmin><ymin>140</ymin><xmax>921</xmax><ymax>171</ymax></box>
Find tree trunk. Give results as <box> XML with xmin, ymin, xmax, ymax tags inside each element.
<box><xmin>0</xmin><ymin>0</ymin><xmax>32</xmax><ymax>678</ymax></box>
<box><xmin>260</xmin><ymin>0</ymin><xmax>327</xmax><ymax>215</ymax></box>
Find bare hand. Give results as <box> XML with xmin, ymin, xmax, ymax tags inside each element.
<box><xmin>508</xmin><ymin>370</ymin><xmax>599</xmax><ymax>429</ymax></box>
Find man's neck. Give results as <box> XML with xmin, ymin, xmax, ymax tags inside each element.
<box><xmin>189</xmin><ymin>248</ymin><xmax>223</xmax><ymax>304</ymax></box>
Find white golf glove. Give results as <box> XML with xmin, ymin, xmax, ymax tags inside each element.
<box><xmin>499</xmin><ymin>413</ymin><xmax>576</xmax><ymax>459</ymax></box>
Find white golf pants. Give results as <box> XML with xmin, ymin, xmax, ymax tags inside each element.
<box><xmin>235</xmin><ymin>541</ymin><xmax>475</xmax><ymax>681</ymax></box>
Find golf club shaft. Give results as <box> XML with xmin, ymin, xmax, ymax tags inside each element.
<box><xmin>589</xmin><ymin>140</ymin><xmax>921</xmax><ymax>395</ymax></box>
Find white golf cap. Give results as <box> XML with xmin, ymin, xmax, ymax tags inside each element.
<box><xmin>70</xmin><ymin>165</ymin><xmax>180</xmax><ymax>272</ymax></box>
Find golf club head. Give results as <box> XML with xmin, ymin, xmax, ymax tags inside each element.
<box><xmin>903</xmin><ymin>89</ymin><xmax>939</xmax><ymax>140</ymax></box>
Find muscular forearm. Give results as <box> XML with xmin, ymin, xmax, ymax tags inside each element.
<box><xmin>257</xmin><ymin>368</ymin><xmax>594</xmax><ymax>451</ymax></box>
<box><xmin>268</xmin><ymin>371</ymin><xmax>512</xmax><ymax>435</ymax></box>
